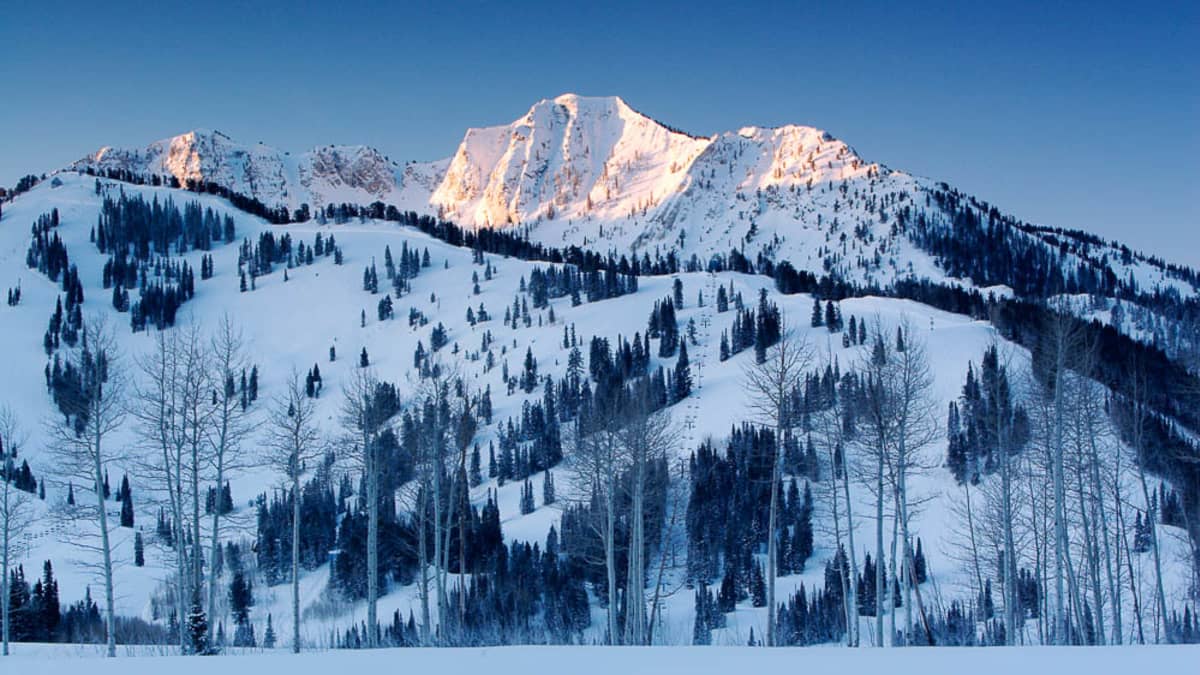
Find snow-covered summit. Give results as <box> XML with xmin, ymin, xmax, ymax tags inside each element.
<box><xmin>431</xmin><ymin>93</ymin><xmax>709</xmax><ymax>227</ymax></box>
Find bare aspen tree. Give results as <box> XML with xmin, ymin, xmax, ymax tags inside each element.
<box><xmin>404</xmin><ymin>417</ymin><xmax>434</xmax><ymax>644</ymax></box>
<box><xmin>566</xmin><ymin>395</ymin><xmax>625</xmax><ymax>644</ymax></box>
<box><xmin>1025</xmin><ymin>304</ymin><xmax>1099</xmax><ymax>644</ymax></box>
<box><xmin>341</xmin><ymin>367</ymin><xmax>396</xmax><ymax>647</ymax></box>
<box><xmin>129</xmin><ymin>323</ymin><xmax>211</xmax><ymax>651</ymax></box>
<box><xmin>885</xmin><ymin>323</ymin><xmax>939</xmax><ymax>645</ymax></box>
<box><xmin>984</xmin><ymin>339</ymin><xmax>1026</xmax><ymax>645</ymax></box>
<box><xmin>1126</xmin><ymin>353</ymin><xmax>1169</xmax><ymax>642</ymax></box>
<box><xmin>205</xmin><ymin>316</ymin><xmax>253</xmax><ymax>638</ymax></box>
<box><xmin>265</xmin><ymin>372</ymin><xmax>324</xmax><ymax>653</ymax></box>
<box><xmin>646</xmin><ymin>457</ymin><xmax>690</xmax><ymax>645</ymax></box>
<box><xmin>856</xmin><ymin>327</ymin><xmax>892</xmax><ymax>646</ymax></box>
<box><xmin>131</xmin><ymin>328</ymin><xmax>192</xmax><ymax>650</ymax></box>
<box><xmin>813</xmin><ymin>344</ymin><xmax>859</xmax><ymax>646</ymax></box>
<box><xmin>447</xmin><ymin>375</ymin><xmax>477</xmax><ymax>638</ymax></box>
<box><xmin>413</xmin><ymin>360</ymin><xmax>472</xmax><ymax>641</ymax></box>
<box><xmin>618</xmin><ymin>390</ymin><xmax>675</xmax><ymax>645</ymax></box>
<box><xmin>1062</xmin><ymin>337</ymin><xmax>1117</xmax><ymax>644</ymax></box>
<box><xmin>49</xmin><ymin>318</ymin><xmax>126</xmax><ymax>657</ymax></box>
<box><xmin>175</xmin><ymin>324</ymin><xmax>212</xmax><ymax>634</ymax></box>
<box><xmin>1022</xmin><ymin>367</ymin><xmax>1057</xmax><ymax>645</ymax></box>
<box><xmin>1</xmin><ymin>408</ymin><xmax>33</xmax><ymax>657</ymax></box>
<box><xmin>404</xmin><ymin>360</ymin><xmax>473</xmax><ymax>643</ymax></box>
<box><xmin>741</xmin><ymin>318</ymin><xmax>810</xmax><ymax>646</ymax></box>
<box><xmin>424</xmin><ymin>370</ymin><xmax>453</xmax><ymax>636</ymax></box>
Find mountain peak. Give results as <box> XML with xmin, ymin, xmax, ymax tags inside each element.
<box><xmin>550</xmin><ymin>92</ymin><xmax>626</xmax><ymax>107</ymax></box>
<box><xmin>519</xmin><ymin>93</ymin><xmax>637</xmax><ymax>126</ymax></box>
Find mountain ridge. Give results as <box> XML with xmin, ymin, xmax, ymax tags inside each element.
<box><xmin>58</xmin><ymin>93</ymin><xmax>1200</xmax><ymax>320</ymax></box>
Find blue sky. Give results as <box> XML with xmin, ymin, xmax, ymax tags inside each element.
<box><xmin>2</xmin><ymin>1</ymin><xmax>1196</xmax><ymax>265</ymax></box>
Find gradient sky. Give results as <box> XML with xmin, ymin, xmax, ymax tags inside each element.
<box><xmin>2</xmin><ymin>1</ymin><xmax>1197</xmax><ymax>266</ymax></box>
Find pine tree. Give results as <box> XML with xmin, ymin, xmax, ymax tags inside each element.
<box><xmin>913</xmin><ymin>538</ymin><xmax>927</xmax><ymax>584</ymax></box>
<box><xmin>520</xmin><ymin>479</ymin><xmax>535</xmax><ymax>514</ymax></box>
<box><xmin>263</xmin><ymin>613</ymin><xmax>277</xmax><ymax>648</ymax></box>
<box><xmin>825</xmin><ymin>300</ymin><xmax>840</xmax><ymax>332</ymax></box>
<box><xmin>119</xmin><ymin>475</ymin><xmax>134</xmax><ymax>527</ymax></box>
<box><xmin>674</xmin><ymin>340</ymin><xmax>692</xmax><ymax>401</ymax></box>
<box><xmin>692</xmin><ymin>585</ymin><xmax>712</xmax><ymax>645</ymax></box>
<box><xmin>229</xmin><ymin>569</ymin><xmax>254</xmax><ymax>626</ymax></box>
<box><xmin>187</xmin><ymin>600</ymin><xmax>212</xmax><ymax>654</ymax></box>
<box><xmin>134</xmin><ymin>532</ymin><xmax>145</xmax><ymax>567</ymax></box>
<box><xmin>542</xmin><ymin>470</ymin><xmax>556</xmax><ymax>506</ymax></box>
<box><xmin>221</xmin><ymin>481</ymin><xmax>234</xmax><ymax>514</ymax></box>
<box><xmin>521</xmin><ymin>347</ymin><xmax>537</xmax><ymax>393</ymax></box>
<box><xmin>791</xmin><ymin>482</ymin><xmax>814</xmax><ymax>571</ymax></box>
<box><xmin>469</xmin><ymin>444</ymin><xmax>483</xmax><ymax>487</ymax></box>
<box><xmin>750</xmin><ymin>562</ymin><xmax>767</xmax><ymax>607</ymax></box>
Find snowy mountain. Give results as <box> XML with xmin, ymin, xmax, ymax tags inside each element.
<box><xmin>70</xmin><ymin>128</ymin><xmax>444</xmax><ymax>215</ymax></box>
<box><xmin>431</xmin><ymin>94</ymin><xmax>709</xmax><ymax>228</ymax></box>
<box><xmin>2</xmin><ymin>95</ymin><xmax>1198</xmax><ymax>654</ymax></box>
<box><xmin>68</xmin><ymin>95</ymin><xmax>1200</xmax><ymax>307</ymax></box>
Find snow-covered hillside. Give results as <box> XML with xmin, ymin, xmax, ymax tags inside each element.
<box><xmin>0</xmin><ymin>173</ymin><xmax>1194</xmax><ymax>651</ymax></box>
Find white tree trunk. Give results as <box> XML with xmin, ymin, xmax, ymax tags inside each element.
<box><xmin>291</xmin><ymin>476</ymin><xmax>301</xmax><ymax>653</ymax></box>
<box><xmin>93</xmin><ymin>431</ymin><xmax>116</xmax><ymax>657</ymax></box>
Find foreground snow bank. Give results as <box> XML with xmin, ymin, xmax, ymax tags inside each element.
<box><xmin>5</xmin><ymin>644</ymin><xmax>1197</xmax><ymax>675</ymax></box>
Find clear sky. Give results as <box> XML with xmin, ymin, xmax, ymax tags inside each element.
<box><xmin>2</xmin><ymin>1</ymin><xmax>1197</xmax><ymax>266</ymax></box>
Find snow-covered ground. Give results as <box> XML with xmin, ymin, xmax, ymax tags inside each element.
<box><xmin>4</xmin><ymin>642</ymin><xmax>1198</xmax><ymax>675</ymax></box>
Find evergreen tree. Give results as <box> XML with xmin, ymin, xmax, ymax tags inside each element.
<box><xmin>519</xmin><ymin>479</ymin><xmax>535</xmax><ymax>514</ymax></box>
<box><xmin>913</xmin><ymin>537</ymin><xmax>927</xmax><ymax>584</ymax></box>
<box><xmin>119</xmin><ymin>475</ymin><xmax>134</xmax><ymax>527</ymax></box>
<box><xmin>229</xmin><ymin>569</ymin><xmax>254</xmax><ymax>626</ymax></box>
<box><xmin>825</xmin><ymin>300</ymin><xmax>840</xmax><ymax>332</ymax></box>
<box><xmin>469</xmin><ymin>444</ymin><xmax>483</xmax><ymax>487</ymax></box>
<box><xmin>263</xmin><ymin>614</ymin><xmax>277</xmax><ymax>648</ymax></box>
<box><xmin>791</xmin><ymin>482</ymin><xmax>814</xmax><ymax>571</ymax></box>
<box><xmin>674</xmin><ymin>340</ymin><xmax>692</xmax><ymax>401</ymax></box>
<box><xmin>187</xmin><ymin>600</ymin><xmax>212</xmax><ymax>654</ymax></box>
<box><xmin>750</xmin><ymin>561</ymin><xmax>767</xmax><ymax>607</ymax></box>
<box><xmin>542</xmin><ymin>470</ymin><xmax>556</xmax><ymax>506</ymax></box>
<box><xmin>520</xmin><ymin>347</ymin><xmax>538</xmax><ymax>393</ymax></box>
